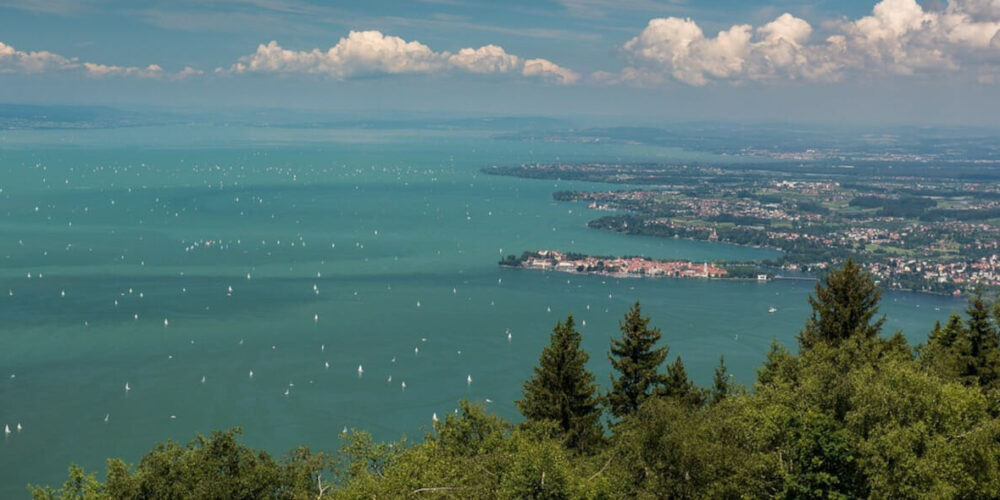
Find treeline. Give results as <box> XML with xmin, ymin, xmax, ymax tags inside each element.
<box><xmin>923</xmin><ymin>206</ymin><xmax>1000</xmax><ymax>222</ymax></box>
<box><xmin>721</xmin><ymin>262</ymin><xmax>765</xmax><ymax>279</ymax></box>
<box><xmin>848</xmin><ymin>194</ymin><xmax>1000</xmax><ymax>222</ymax></box>
<box><xmin>31</xmin><ymin>262</ymin><xmax>1000</xmax><ymax>499</ymax></box>
<box><xmin>848</xmin><ymin>195</ymin><xmax>937</xmax><ymax>218</ymax></box>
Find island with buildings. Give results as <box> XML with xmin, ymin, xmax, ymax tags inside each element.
<box><xmin>500</xmin><ymin>250</ymin><xmax>754</xmax><ymax>280</ymax></box>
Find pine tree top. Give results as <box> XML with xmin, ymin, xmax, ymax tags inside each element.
<box><xmin>607</xmin><ymin>302</ymin><xmax>669</xmax><ymax>419</ymax></box>
<box><xmin>517</xmin><ymin>315</ymin><xmax>603</xmax><ymax>451</ymax></box>
<box><xmin>799</xmin><ymin>259</ymin><xmax>886</xmax><ymax>350</ymax></box>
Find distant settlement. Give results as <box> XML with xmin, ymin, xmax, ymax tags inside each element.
<box><xmin>501</xmin><ymin>250</ymin><xmax>732</xmax><ymax>280</ymax></box>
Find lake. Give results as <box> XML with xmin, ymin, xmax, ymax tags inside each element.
<box><xmin>0</xmin><ymin>126</ymin><xmax>964</xmax><ymax>495</ymax></box>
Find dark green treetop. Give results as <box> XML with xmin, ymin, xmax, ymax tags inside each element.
<box><xmin>920</xmin><ymin>313</ymin><xmax>976</xmax><ymax>385</ymax></box>
<box><xmin>607</xmin><ymin>301</ymin><xmax>669</xmax><ymax>419</ymax></box>
<box><xmin>658</xmin><ymin>356</ymin><xmax>706</xmax><ymax>408</ymax></box>
<box><xmin>516</xmin><ymin>315</ymin><xmax>603</xmax><ymax>452</ymax></box>
<box><xmin>965</xmin><ymin>293</ymin><xmax>1000</xmax><ymax>388</ymax></box>
<box><xmin>710</xmin><ymin>356</ymin><xmax>732</xmax><ymax>404</ymax></box>
<box><xmin>798</xmin><ymin>259</ymin><xmax>886</xmax><ymax>350</ymax></box>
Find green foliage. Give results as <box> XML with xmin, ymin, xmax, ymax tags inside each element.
<box><xmin>332</xmin><ymin>402</ymin><xmax>603</xmax><ymax>499</ymax></box>
<box><xmin>965</xmin><ymin>293</ymin><xmax>1000</xmax><ymax>389</ymax></box>
<box><xmin>799</xmin><ymin>259</ymin><xmax>886</xmax><ymax>350</ymax></box>
<box><xmin>28</xmin><ymin>465</ymin><xmax>107</xmax><ymax>500</ymax></box>
<box><xmin>31</xmin><ymin>428</ymin><xmax>327</xmax><ymax>500</ymax></box>
<box><xmin>607</xmin><ymin>301</ymin><xmax>669</xmax><ymax>419</ymax></box>
<box><xmin>517</xmin><ymin>315</ymin><xmax>604</xmax><ymax>452</ymax></box>
<box><xmin>920</xmin><ymin>313</ymin><xmax>977</xmax><ymax>385</ymax></box>
<box><xmin>847</xmin><ymin>359</ymin><xmax>1000</xmax><ymax>498</ymax></box>
<box><xmin>498</xmin><ymin>431</ymin><xmax>574</xmax><ymax>499</ymax></box>
<box><xmin>608</xmin><ymin>397</ymin><xmax>755</xmax><ymax>499</ymax></box>
<box><xmin>329</xmin><ymin>429</ymin><xmax>403</xmax><ymax>494</ymax></box>
<box><xmin>432</xmin><ymin>400</ymin><xmax>510</xmax><ymax>458</ymax></box>
<box><xmin>658</xmin><ymin>356</ymin><xmax>707</xmax><ymax>408</ymax></box>
<box><xmin>710</xmin><ymin>356</ymin><xmax>732</xmax><ymax>405</ymax></box>
<box><xmin>780</xmin><ymin>409</ymin><xmax>862</xmax><ymax>498</ymax></box>
<box><xmin>756</xmin><ymin>340</ymin><xmax>799</xmax><ymax>388</ymax></box>
<box><xmin>848</xmin><ymin>195</ymin><xmax>936</xmax><ymax>217</ymax></box>
<box><xmin>330</xmin><ymin>402</ymin><xmax>504</xmax><ymax>498</ymax></box>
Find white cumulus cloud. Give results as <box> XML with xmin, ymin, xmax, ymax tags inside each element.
<box><xmin>620</xmin><ymin>0</ymin><xmax>1000</xmax><ymax>85</ymax></box>
<box><xmin>230</xmin><ymin>32</ymin><xmax>441</xmax><ymax>78</ymax></box>
<box><xmin>0</xmin><ymin>40</ymin><xmax>198</xmax><ymax>79</ymax></box>
<box><xmin>84</xmin><ymin>63</ymin><xmax>163</xmax><ymax>78</ymax></box>
<box><xmin>522</xmin><ymin>58</ymin><xmax>581</xmax><ymax>84</ymax></box>
<box><xmin>447</xmin><ymin>45</ymin><xmax>521</xmax><ymax>74</ymax></box>
<box><xmin>0</xmin><ymin>41</ymin><xmax>76</xmax><ymax>73</ymax></box>
<box><xmin>225</xmin><ymin>30</ymin><xmax>579</xmax><ymax>84</ymax></box>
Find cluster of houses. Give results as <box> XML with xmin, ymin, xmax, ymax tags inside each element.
<box><xmin>866</xmin><ymin>256</ymin><xmax>1000</xmax><ymax>291</ymax></box>
<box><xmin>519</xmin><ymin>250</ymin><xmax>728</xmax><ymax>279</ymax></box>
<box><xmin>772</xmin><ymin>180</ymin><xmax>841</xmax><ymax>194</ymax></box>
<box><xmin>674</xmin><ymin>197</ymin><xmax>814</xmax><ymax>221</ymax></box>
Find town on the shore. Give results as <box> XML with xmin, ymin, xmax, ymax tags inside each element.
<box><xmin>500</xmin><ymin>250</ymin><xmax>739</xmax><ymax>280</ymax></box>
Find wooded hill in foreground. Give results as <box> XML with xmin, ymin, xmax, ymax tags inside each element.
<box><xmin>31</xmin><ymin>261</ymin><xmax>1000</xmax><ymax>499</ymax></box>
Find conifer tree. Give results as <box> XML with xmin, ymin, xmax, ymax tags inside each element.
<box><xmin>965</xmin><ymin>293</ymin><xmax>1000</xmax><ymax>388</ymax></box>
<box><xmin>798</xmin><ymin>259</ymin><xmax>885</xmax><ymax>350</ymax></box>
<box><xmin>516</xmin><ymin>315</ymin><xmax>603</xmax><ymax>451</ymax></box>
<box><xmin>756</xmin><ymin>340</ymin><xmax>798</xmax><ymax>387</ymax></box>
<box><xmin>928</xmin><ymin>315</ymin><xmax>966</xmax><ymax>349</ymax></box>
<box><xmin>658</xmin><ymin>356</ymin><xmax>705</xmax><ymax>407</ymax></box>
<box><xmin>921</xmin><ymin>313</ymin><xmax>976</xmax><ymax>384</ymax></box>
<box><xmin>710</xmin><ymin>356</ymin><xmax>731</xmax><ymax>404</ymax></box>
<box><xmin>607</xmin><ymin>301</ymin><xmax>669</xmax><ymax>419</ymax></box>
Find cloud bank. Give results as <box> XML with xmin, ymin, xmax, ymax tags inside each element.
<box><xmin>223</xmin><ymin>30</ymin><xmax>579</xmax><ymax>84</ymax></box>
<box><xmin>0</xmin><ymin>41</ymin><xmax>200</xmax><ymax>79</ymax></box>
<box><xmin>619</xmin><ymin>0</ymin><xmax>1000</xmax><ymax>85</ymax></box>
<box><xmin>5</xmin><ymin>0</ymin><xmax>1000</xmax><ymax>88</ymax></box>
<box><xmin>0</xmin><ymin>41</ymin><xmax>76</xmax><ymax>73</ymax></box>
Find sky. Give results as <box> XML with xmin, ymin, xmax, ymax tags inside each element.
<box><xmin>1</xmin><ymin>0</ymin><xmax>1000</xmax><ymax>125</ymax></box>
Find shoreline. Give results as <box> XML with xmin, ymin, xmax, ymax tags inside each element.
<box><xmin>591</xmin><ymin>227</ymin><xmax>972</xmax><ymax>298</ymax></box>
<box><xmin>499</xmin><ymin>264</ymin><xmax>764</xmax><ymax>282</ymax></box>
<box><xmin>502</xmin><ymin>264</ymin><xmax>963</xmax><ymax>298</ymax></box>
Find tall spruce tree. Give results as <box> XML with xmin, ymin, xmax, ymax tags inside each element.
<box><xmin>965</xmin><ymin>293</ymin><xmax>1000</xmax><ymax>388</ymax></box>
<box><xmin>516</xmin><ymin>315</ymin><xmax>603</xmax><ymax>451</ymax></box>
<box><xmin>798</xmin><ymin>259</ymin><xmax>885</xmax><ymax>350</ymax></box>
<box><xmin>607</xmin><ymin>301</ymin><xmax>669</xmax><ymax>419</ymax></box>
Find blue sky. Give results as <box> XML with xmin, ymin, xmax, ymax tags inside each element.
<box><xmin>1</xmin><ymin>0</ymin><xmax>999</xmax><ymax>124</ymax></box>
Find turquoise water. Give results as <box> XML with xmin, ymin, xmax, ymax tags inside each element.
<box><xmin>0</xmin><ymin>127</ymin><xmax>964</xmax><ymax>495</ymax></box>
